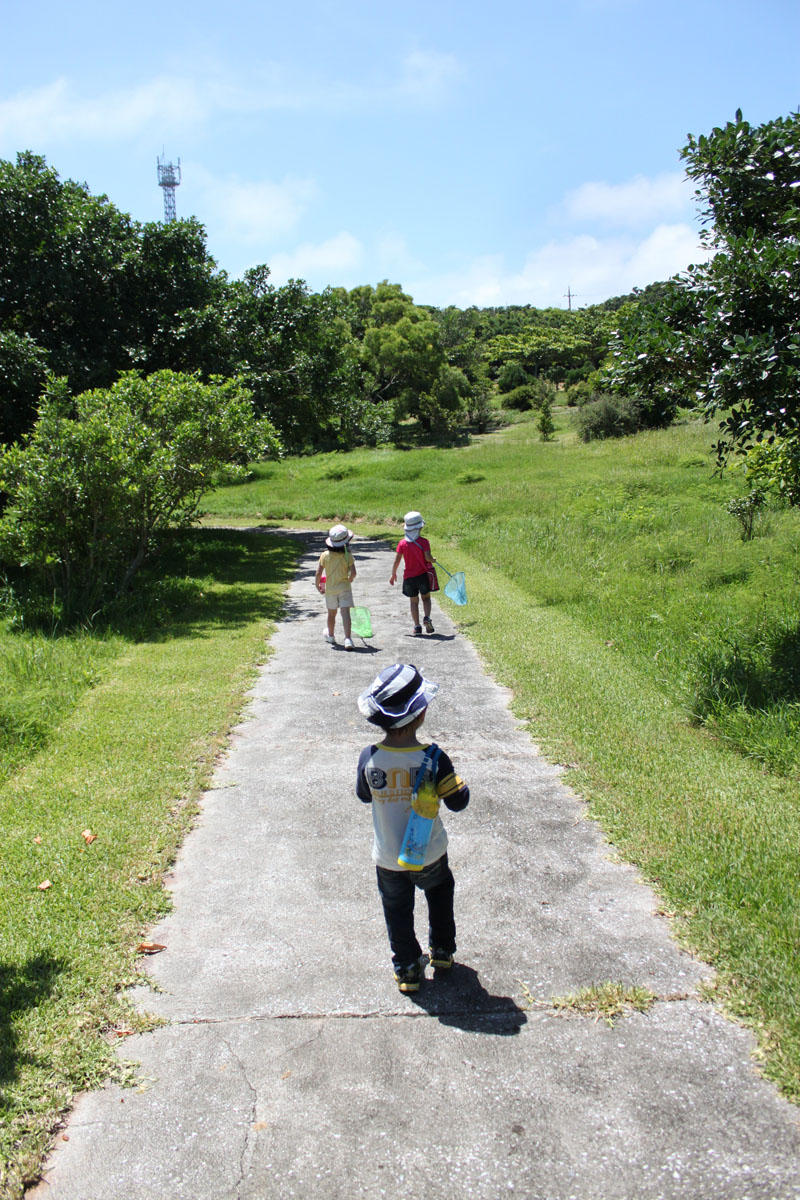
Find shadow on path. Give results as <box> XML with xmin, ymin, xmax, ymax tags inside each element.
<box><xmin>406</xmin><ymin>963</ymin><xmax>528</xmax><ymax>1036</ymax></box>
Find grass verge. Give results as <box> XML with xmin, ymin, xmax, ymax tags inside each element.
<box><xmin>0</xmin><ymin>529</ymin><xmax>298</xmax><ymax>1198</ymax></box>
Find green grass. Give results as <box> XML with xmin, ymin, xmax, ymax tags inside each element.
<box><xmin>0</xmin><ymin>529</ymin><xmax>298</xmax><ymax>1198</ymax></box>
<box><xmin>0</xmin><ymin>634</ymin><xmax>121</xmax><ymax>783</ymax></box>
<box><xmin>205</xmin><ymin>413</ymin><xmax>800</xmax><ymax>1098</ymax></box>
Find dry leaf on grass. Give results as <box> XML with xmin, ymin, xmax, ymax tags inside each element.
<box><xmin>136</xmin><ymin>942</ymin><xmax>166</xmax><ymax>955</ymax></box>
<box><xmin>82</xmin><ymin>829</ymin><xmax>98</xmax><ymax>844</ymax></box>
<box><xmin>37</xmin><ymin>880</ymin><xmax>52</xmax><ymax>891</ymax></box>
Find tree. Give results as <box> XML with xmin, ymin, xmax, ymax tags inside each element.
<box><xmin>538</xmin><ymin>397</ymin><xmax>555</xmax><ymax>441</ymax></box>
<box><xmin>120</xmin><ymin>218</ymin><xmax>231</xmax><ymax>377</ymax></box>
<box><xmin>483</xmin><ymin>307</ymin><xmax>614</xmax><ymax>384</ymax></box>
<box><xmin>606</xmin><ymin>110</ymin><xmax>800</xmax><ymax>485</ymax></box>
<box><xmin>0</xmin><ymin>371</ymin><xmax>279</xmax><ymax>614</ymax></box>
<box><xmin>0</xmin><ymin>153</ymin><xmax>238</xmax><ymax>440</ymax></box>
<box><xmin>681</xmin><ymin>110</ymin><xmax>800</xmax><ymax>470</ymax></box>
<box><xmin>225</xmin><ymin>269</ymin><xmax>377</xmax><ymax>453</ymax></box>
<box><xmin>0</xmin><ymin>152</ymin><xmax>136</xmax><ymax>392</ymax></box>
<box><xmin>0</xmin><ymin>332</ymin><xmax>50</xmax><ymax>444</ymax></box>
<box><xmin>601</xmin><ymin>285</ymin><xmax>701</xmax><ymax>428</ymax></box>
<box><xmin>357</xmin><ymin>282</ymin><xmax>446</xmax><ymax>425</ymax></box>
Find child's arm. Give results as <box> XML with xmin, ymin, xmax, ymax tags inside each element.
<box><xmin>424</xmin><ymin>538</ymin><xmax>434</xmax><ymax>565</ymax></box>
<box><xmin>389</xmin><ymin>550</ymin><xmax>403</xmax><ymax>585</ymax></box>
<box><xmin>356</xmin><ymin>746</ymin><xmax>375</xmax><ymax>803</ymax></box>
<box><xmin>346</xmin><ymin>549</ymin><xmax>357</xmax><ymax>582</ymax></box>
<box><xmin>314</xmin><ymin>555</ymin><xmax>325</xmax><ymax>593</ymax></box>
<box><xmin>435</xmin><ymin>750</ymin><xmax>470</xmax><ymax>811</ymax></box>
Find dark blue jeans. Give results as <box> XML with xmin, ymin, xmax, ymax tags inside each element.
<box><xmin>376</xmin><ymin>854</ymin><xmax>456</xmax><ymax>968</ymax></box>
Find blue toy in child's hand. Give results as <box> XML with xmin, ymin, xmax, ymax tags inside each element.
<box><xmin>437</xmin><ymin>562</ymin><xmax>467</xmax><ymax>605</ymax></box>
<box><xmin>397</xmin><ymin>745</ymin><xmax>441</xmax><ymax>870</ymax></box>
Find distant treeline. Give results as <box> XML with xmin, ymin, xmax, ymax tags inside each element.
<box><xmin>1</xmin><ymin>151</ymin><xmax>652</xmax><ymax>453</ymax></box>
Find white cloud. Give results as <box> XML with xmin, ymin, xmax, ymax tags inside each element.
<box><xmin>265</xmin><ymin>232</ymin><xmax>365</xmax><ymax>282</ymax></box>
<box><xmin>0</xmin><ymin>76</ymin><xmax>207</xmax><ymax>147</ymax></box>
<box><xmin>406</xmin><ymin>224</ymin><xmax>707</xmax><ymax>308</ymax></box>
<box><xmin>563</xmin><ymin>172</ymin><xmax>695</xmax><ymax>228</ymax></box>
<box><xmin>193</xmin><ymin>167</ymin><xmax>317</xmax><ymax>245</ymax></box>
<box><xmin>394</xmin><ymin>51</ymin><xmax>463</xmax><ymax>104</ymax></box>
<box><xmin>0</xmin><ymin>49</ymin><xmax>462</xmax><ymax>152</ymax></box>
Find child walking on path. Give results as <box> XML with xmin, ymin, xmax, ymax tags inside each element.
<box><xmin>356</xmin><ymin>663</ymin><xmax>470</xmax><ymax>992</ymax></box>
<box><xmin>389</xmin><ymin>510</ymin><xmax>436</xmax><ymax>636</ymax></box>
<box><xmin>315</xmin><ymin>524</ymin><xmax>357</xmax><ymax>650</ymax></box>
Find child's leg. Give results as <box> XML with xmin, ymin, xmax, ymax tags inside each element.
<box><xmin>421</xmin><ymin>856</ymin><xmax>456</xmax><ymax>954</ymax></box>
<box><xmin>341</xmin><ymin>606</ymin><xmax>352</xmax><ymax>638</ymax></box>
<box><xmin>421</xmin><ymin>592</ymin><xmax>432</xmax><ymax>621</ymax></box>
<box><xmin>409</xmin><ymin>596</ymin><xmax>420</xmax><ymax>627</ymax></box>
<box><xmin>376</xmin><ymin>867</ymin><xmax>421</xmax><ymax>968</ymax></box>
<box><xmin>326</xmin><ymin>607</ymin><xmax>336</xmax><ymax>636</ymax></box>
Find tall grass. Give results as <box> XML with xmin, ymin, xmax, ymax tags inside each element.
<box><xmin>205</xmin><ymin>414</ymin><xmax>800</xmax><ymax>1097</ymax></box>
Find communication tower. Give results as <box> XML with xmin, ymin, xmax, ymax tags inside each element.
<box><xmin>157</xmin><ymin>154</ymin><xmax>181</xmax><ymax>222</ymax></box>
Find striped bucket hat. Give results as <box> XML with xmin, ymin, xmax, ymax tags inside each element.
<box><xmin>357</xmin><ymin>663</ymin><xmax>439</xmax><ymax>729</ymax></box>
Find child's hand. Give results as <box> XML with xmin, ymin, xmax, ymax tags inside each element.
<box><xmin>389</xmin><ymin>574</ymin><xmax>396</xmax><ymax>586</ymax></box>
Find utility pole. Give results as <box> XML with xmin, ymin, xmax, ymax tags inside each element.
<box><xmin>564</xmin><ymin>286</ymin><xmax>577</xmax><ymax>311</ymax></box>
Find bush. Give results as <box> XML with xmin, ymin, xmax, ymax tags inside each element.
<box><xmin>501</xmin><ymin>378</ymin><xmax>558</xmax><ymax>412</ymax></box>
<box><xmin>0</xmin><ymin>371</ymin><xmax>279</xmax><ymax>616</ymax></box>
<box><xmin>501</xmin><ymin>384</ymin><xmax>537</xmax><ymax>410</ymax></box>
<box><xmin>565</xmin><ymin>379</ymin><xmax>595</xmax><ymax>407</ymax></box>
<box><xmin>497</xmin><ymin>361</ymin><xmax>529</xmax><ymax>393</ymax></box>
<box><xmin>576</xmin><ymin>394</ymin><xmax>642</xmax><ymax>441</ymax></box>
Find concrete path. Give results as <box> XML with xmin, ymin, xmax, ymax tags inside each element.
<box><xmin>29</xmin><ymin>533</ymin><xmax>800</xmax><ymax>1199</ymax></box>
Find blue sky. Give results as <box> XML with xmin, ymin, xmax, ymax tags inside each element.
<box><xmin>2</xmin><ymin>0</ymin><xmax>799</xmax><ymax>308</ymax></box>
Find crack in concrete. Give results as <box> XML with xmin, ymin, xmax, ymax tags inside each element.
<box><xmin>168</xmin><ymin>1007</ymin><xmax>527</xmax><ymax>1025</ymax></box>
<box><xmin>214</xmin><ymin>1030</ymin><xmax>259</xmax><ymax>1200</ymax></box>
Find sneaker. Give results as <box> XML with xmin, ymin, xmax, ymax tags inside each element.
<box><xmin>394</xmin><ymin>957</ymin><xmax>425</xmax><ymax>993</ymax></box>
<box><xmin>344</xmin><ymin>637</ymin><xmax>354</xmax><ymax>650</ymax></box>
<box><xmin>428</xmin><ymin>947</ymin><xmax>454</xmax><ymax>969</ymax></box>
<box><xmin>423</xmin><ymin>618</ymin><xmax>435</xmax><ymax>634</ymax></box>
<box><xmin>413</xmin><ymin>625</ymin><xmax>423</xmax><ymax>636</ymax></box>
<box><xmin>323</xmin><ymin>633</ymin><xmax>336</xmax><ymax>644</ymax></box>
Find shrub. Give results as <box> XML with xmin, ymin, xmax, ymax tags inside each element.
<box><xmin>501</xmin><ymin>378</ymin><xmax>558</xmax><ymax>412</ymax></box>
<box><xmin>565</xmin><ymin>379</ymin><xmax>595</xmax><ymax>407</ymax></box>
<box><xmin>497</xmin><ymin>361</ymin><xmax>529</xmax><ymax>393</ymax></box>
<box><xmin>501</xmin><ymin>383</ymin><xmax>537</xmax><ymax>410</ymax></box>
<box><xmin>0</xmin><ymin>371</ymin><xmax>279</xmax><ymax>616</ymax></box>
<box><xmin>726</xmin><ymin>490</ymin><xmax>766</xmax><ymax>541</ymax></box>
<box><xmin>576</xmin><ymin>394</ymin><xmax>642</xmax><ymax>441</ymax></box>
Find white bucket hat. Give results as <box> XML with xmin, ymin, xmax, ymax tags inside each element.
<box><xmin>326</xmin><ymin>523</ymin><xmax>353</xmax><ymax>548</ymax></box>
<box><xmin>357</xmin><ymin>663</ymin><xmax>439</xmax><ymax>729</ymax></box>
<box><xmin>403</xmin><ymin>511</ymin><xmax>425</xmax><ymax>542</ymax></box>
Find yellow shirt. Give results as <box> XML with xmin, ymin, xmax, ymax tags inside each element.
<box><xmin>319</xmin><ymin>547</ymin><xmax>352</xmax><ymax>594</ymax></box>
